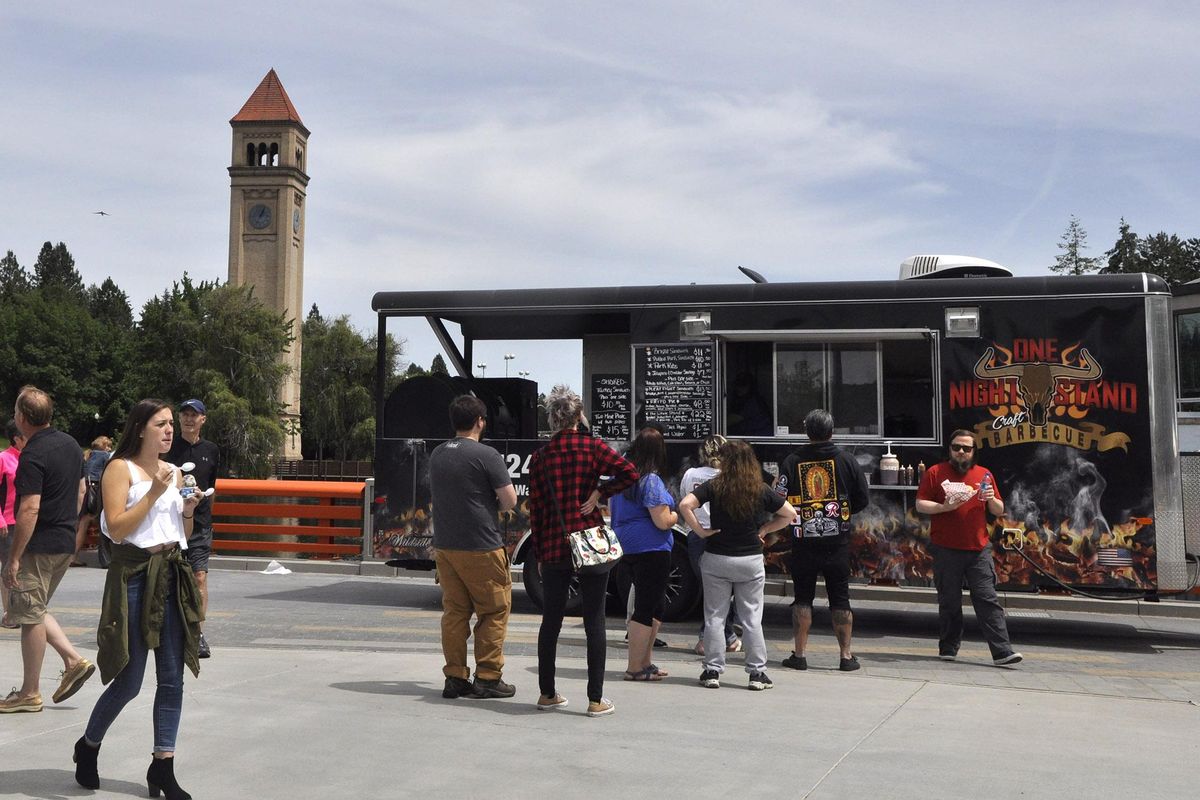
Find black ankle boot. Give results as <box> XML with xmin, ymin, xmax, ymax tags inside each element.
<box><xmin>73</xmin><ymin>736</ymin><xmax>100</xmax><ymax>789</ymax></box>
<box><xmin>146</xmin><ymin>756</ymin><xmax>191</xmax><ymax>800</ymax></box>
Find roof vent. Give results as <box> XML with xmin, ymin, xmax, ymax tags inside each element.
<box><xmin>899</xmin><ymin>255</ymin><xmax>1012</xmax><ymax>280</ymax></box>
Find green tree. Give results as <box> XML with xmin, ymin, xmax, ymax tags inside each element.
<box><xmin>1103</xmin><ymin>218</ymin><xmax>1143</xmax><ymax>275</ymax></box>
<box><xmin>300</xmin><ymin>309</ymin><xmax>400</xmax><ymax>460</ymax></box>
<box><xmin>430</xmin><ymin>353</ymin><xmax>449</xmax><ymax>376</ymax></box>
<box><xmin>136</xmin><ymin>276</ymin><xmax>292</xmax><ymax>477</ymax></box>
<box><xmin>0</xmin><ymin>251</ymin><xmax>29</xmax><ymax>302</ymax></box>
<box><xmin>1050</xmin><ymin>215</ymin><xmax>1101</xmax><ymax>275</ymax></box>
<box><xmin>32</xmin><ymin>241</ymin><xmax>86</xmax><ymax>301</ymax></box>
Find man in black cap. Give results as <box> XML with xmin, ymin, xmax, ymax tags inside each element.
<box><xmin>167</xmin><ymin>398</ymin><xmax>220</xmax><ymax>658</ymax></box>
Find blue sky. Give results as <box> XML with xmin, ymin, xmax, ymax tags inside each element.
<box><xmin>3</xmin><ymin>2</ymin><xmax>1199</xmax><ymax>387</ymax></box>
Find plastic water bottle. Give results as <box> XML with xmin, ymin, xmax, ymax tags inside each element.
<box><xmin>980</xmin><ymin>475</ymin><xmax>991</xmax><ymax>502</ymax></box>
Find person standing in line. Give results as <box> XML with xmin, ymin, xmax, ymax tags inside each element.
<box><xmin>430</xmin><ymin>395</ymin><xmax>519</xmax><ymax>699</ymax></box>
<box><xmin>610</xmin><ymin>427</ymin><xmax>677</xmax><ymax>681</ymax></box>
<box><xmin>0</xmin><ymin>387</ymin><xmax>95</xmax><ymax>713</ymax></box>
<box><xmin>1</xmin><ymin>419</ymin><xmax>28</xmax><ymax>628</ymax></box>
<box><xmin>679</xmin><ymin>440</ymin><xmax>794</xmax><ymax>691</ymax></box>
<box><xmin>166</xmin><ymin>399</ymin><xmax>219</xmax><ymax>659</ymax></box>
<box><xmin>776</xmin><ymin>409</ymin><xmax>870</xmax><ymax>672</ymax></box>
<box><xmin>528</xmin><ymin>385</ymin><xmax>638</xmax><ymax>717</ymax></box>
<box><xmin>915</xmin><ymin>430</ymin><xmax>1023</xmax><ymax>666</ymax></box>
<box><xmin>680</xmin><ymin>434</ymin><xmax>741</xmax><ymax>656</ymax></box>
<box><xmin>72</xmin><ymin>435</ymin><xmax>113</xmax><ymax>566</ymax></box>
<box><xmin>74</xmin><ymin>398</ymin><xmax>204</xmax><ymax>797</ymax></box>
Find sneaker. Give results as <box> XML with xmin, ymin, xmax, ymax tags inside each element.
<box><xmin>198</xmin><ymin>632</ymin><xmax>211</xmax><ymax>659</ymax></box>
<box><xmin>586</xmin><ymin>698</ymin><xmax>615</xmax><ymax>717</ymax></box>
<box><xmin>653</xmin><ymin>637</ymin><xmax>668</xmax><ymax>649</ymax></box>
<box><xmin>994</xmin><ymin>652</ymin><xmax>1024</xmax><ymax>666</ymax></box>
<box><xmin>839</xmin><ymin>656</ymin><xmax>861</xmax><ymax>672</ymax></box>
<box><xmin>0</xmin><ymin>690</ymin><xmax>42</xmax><ymax>713</ymax></box>
<box><xmin>53</xmin><ymin>659</ymin><xmax>95</xmax><ymax>703</ymax></box>
<box><xmin>781</xmin><ymin>652</ymin><xmax>808</xmax><ymax>670</ymax></box>
<box><xmin>442</xmin><ymin>676</ymin><xmax>478</xmax><ymax>699</ymax></box>
<box><xmin>472</xmin><ymin>676</ymin><xmax>516</xmax><ymax>698</ymax></box>
<box><xmin>725</xmin><ymin>638</ymin><xmax>743</xmax><ymax>653</ymax></box>
<box><xmin>698</xmin><ymin>669</ymin><xmax>720</xmax><ymax>689</ymax></box>
<box><xmin>938</xmin><ymin>651</ymin><xmax>957</xmax><ymax>662</ymax></box>
<box><xmin>748</xmin><ymin>671</ymin><xmax>774</xmax><ymax>691</ymax></box>
<box><xmin>536</xmin><ymin>693</ymin><xmax>568</xmax><ymax>711</ymax></box>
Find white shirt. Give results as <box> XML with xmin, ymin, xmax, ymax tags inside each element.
<box><xmin>100</xmin><ymin>459</ymin><xmax>189</xmax><ymax>550</ymax></box>
<box><xmin>681</xmin><ymin>465</ymin><xmax>720</xmax><ymax>530</ymax></box>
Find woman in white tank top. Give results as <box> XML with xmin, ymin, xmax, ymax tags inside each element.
<box><xmin>74</xmin><ymin>399</ymin><xmax>203</xmax><ymax>799</ymax></box>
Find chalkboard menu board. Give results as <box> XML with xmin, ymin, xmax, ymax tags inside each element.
<box><xmin>590</xmin><ymin>374</ymin><xmax>631</xmax><ymax>441</ymax></box>
<box><xmin>635</xmin><ymin>344</ymin><xmax>714</xmax><ymax>439</ymax></box>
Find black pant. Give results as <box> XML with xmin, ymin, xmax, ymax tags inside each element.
<box><xmin>931</xmin><ymin>544</ymin><xmax>1014</xmax><ymax>660</ymax></box>
<box><xmin>538</xmin><ymin>562</ymin><xmax>608</xmax><ymax>703</ymax></box>
<box><xmin>624</xmin><ymin>550</ymin><xmax>671</xmax><ymax>626</ymax></box>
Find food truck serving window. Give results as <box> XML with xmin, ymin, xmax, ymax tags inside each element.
<box><xmin>716</xmin><ymin>328</ymin><xmax>936</xmax><ymax>441</ymax></box>
<box><xmin>1176</xmin><ymin>311</ymin><xmax>1200</xmax><ymax>411</ymax></box>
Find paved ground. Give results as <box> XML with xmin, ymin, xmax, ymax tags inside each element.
<box><xmin>1</xmin><ymin>565</ymin><xmax>1198</xmax><ymax>799</ymax></box>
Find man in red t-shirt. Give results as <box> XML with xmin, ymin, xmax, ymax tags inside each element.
<box><xmin>916</xmin><ymin>430</ymin><xmax>1022</xmax><ymax>666</ymax></box>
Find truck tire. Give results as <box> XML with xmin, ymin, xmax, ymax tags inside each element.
<box><xmin>521</xmin><ymin>552</ymin><xmax>583</xmax><ymax>614</ymax></box>
<box><xmin>611</xmin><ymin>536</ymin><xmax>701</xmax><ymax>622</ymax></box>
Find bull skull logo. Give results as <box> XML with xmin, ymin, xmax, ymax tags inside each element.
<box><xmin>973</xmin><ymin>347</ymin><xmax>1102</xmax><ymax>426</ymax></box>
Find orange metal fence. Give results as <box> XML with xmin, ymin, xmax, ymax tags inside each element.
<box><xmin>212</xmin><ymin>478</ymin><xmax>367</xmax><ymax>558</ymax></box>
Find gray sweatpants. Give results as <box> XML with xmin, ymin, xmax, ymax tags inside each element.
<box><xmin>931</xmin><ymin>544</ymin><xmax>1015</xmax><ymax>660</ymax></box>
<box><xmin>700</xmin><ymin>552</ymin><xmax>766</xmax><ymax>674</ymax></box>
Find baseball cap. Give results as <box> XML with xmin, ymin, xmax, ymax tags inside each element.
<box><xmin>180</xmin><ymin>399</ymin><xmax>207</xmax><ymax>414</ymax></box>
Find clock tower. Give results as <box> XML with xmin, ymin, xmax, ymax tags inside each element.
<box><xmin>228</xmin><ymin>69</ymin><xmax>308</xmax><ymax>458</ymax></box>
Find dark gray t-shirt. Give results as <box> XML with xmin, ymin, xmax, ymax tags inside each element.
<box><xmin>429</xmin><ymin>437</ymin><xmax>513</xmax><ymax>551</ymax></box>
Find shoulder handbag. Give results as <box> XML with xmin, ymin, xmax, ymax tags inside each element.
<box><xmin>541</xmin><ymin>469</ymin><xmax>622</xmax><ymax>576</ymax></box>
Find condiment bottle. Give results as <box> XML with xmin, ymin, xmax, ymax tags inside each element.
<box><xmin>880</xmin><ymin>442</ymin><xmax>899</xmax><ymax>486</ymax></box>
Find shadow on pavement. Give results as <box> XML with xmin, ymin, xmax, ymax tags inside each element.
<box><xmin>0</xmin><ymin>768</ymin><xmax>145</xmax><ymax>799</ymax></box>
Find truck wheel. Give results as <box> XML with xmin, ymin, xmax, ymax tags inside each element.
<box><xmin>521</xmin><ymin>552</ymin><xmax>583</xmax><ymax>614</ymax></box>
<box><xmin>611</xmin><ymin>538</ymin><xmax>700</xmax><ymax>622</ymax></box>
<box><xmin>661</xmin><ymin>537</ymin><xmax>701</xmax><ymax>621</ymax></box>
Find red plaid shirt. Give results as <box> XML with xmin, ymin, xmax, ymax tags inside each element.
<box><xmin>528</xmin><ymin>429</ymin><xmax>639</xmax><ymax>565</ymax></box>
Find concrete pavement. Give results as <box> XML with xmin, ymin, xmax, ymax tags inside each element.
<box><xmin>1</xmin><ymin>565</ymin><xmax>1198</xmax><ymax>799</ymax></box>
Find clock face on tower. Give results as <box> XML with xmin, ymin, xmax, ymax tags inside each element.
<box><xmin>293</xmin><ymin>208</ymin><xmax>301</xmax><ymax>233</ymax></box>
<box><xmin>248</xmin><ymin>204</ymin><xmax>272</xmax><ymax>230</ymax></box>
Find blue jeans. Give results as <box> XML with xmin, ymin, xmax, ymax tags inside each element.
<box><xmin>85</xmin><ymin>572</ymin><xmax>186</xmax><ymax>752</ymax></box>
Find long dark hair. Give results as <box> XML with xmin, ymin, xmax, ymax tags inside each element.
<box><xmin>110</xmin><ymin>399</ymin><xmax>172</xmax><ymax>462</ymax></box>
<box><xmin>622</xmin><ymin>427</ymin><xmax>667</xmax><ymax>501</ymax></box>
<box><xmin>709</xmin><ymin>440</ymin><xmax>762</xmax><ymax>521</ymax></box>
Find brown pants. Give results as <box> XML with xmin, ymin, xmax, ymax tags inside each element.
<box><xmin>435</xmin><ymin>547</ymin><xmax>511</xmax><ymax>681</ymax></box>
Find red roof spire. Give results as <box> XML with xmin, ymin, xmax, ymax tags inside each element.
<box><xmin>230</xmin><ymin>69</ymin><xmax>305</xmax><ymax>127</ymax></box>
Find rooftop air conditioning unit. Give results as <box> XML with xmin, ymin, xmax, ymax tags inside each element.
<box><xmin>899</xmin><ymin>255</ymin><xmax>1012</xmax><ymax>280</ymax></box>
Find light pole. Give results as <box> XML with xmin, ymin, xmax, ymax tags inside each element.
<box><xmin>504</xmin><ymin>353</ymin><xmax>515</xmax><ymax>377</ymax></box>
<box><xmin>518</xmin><ymin>370</ymin><xmax>530</xmax><ymax>380</ymax></box>
<box><xmin>476</xmin><ymin>362</ymin><xmax>487</xmax><ymax>378</ymax></box>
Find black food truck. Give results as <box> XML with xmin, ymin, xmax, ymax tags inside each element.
<box><xmin>371</xmin><ymin>261</ymin><xmax>1196</xmax><ymax>618</ymax></box>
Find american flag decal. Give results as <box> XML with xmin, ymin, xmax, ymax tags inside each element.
<box><xmin>1096</xmin><ymin>548</ymin><xmax>1134</xmax><ymax>567</ymax></box>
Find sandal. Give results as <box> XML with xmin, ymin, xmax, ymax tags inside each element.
<box><xmin>648</xmin><ymin>664</ymin><xmax>669</xmax><ymax>678</ymax></box>
<box><xmin>623</xmin><ymin>666</ymin><xmax>663</xmax><ymax>682</ymax></box>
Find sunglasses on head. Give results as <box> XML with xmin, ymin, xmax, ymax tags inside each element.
<box><xmin>950</xmin><ymin>443</ymin><xmax>975</xmax><ymax>453</ymax></box>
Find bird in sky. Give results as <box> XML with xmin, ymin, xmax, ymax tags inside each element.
<box><xmin>93</xmin><ymin>211</ymin><xmax>109</xmax><ymax>216</ymax></box>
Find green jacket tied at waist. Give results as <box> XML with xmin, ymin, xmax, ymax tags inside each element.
<box><xmin>96</xmin><ymin>544</ymin><xmax>204</xmax><ymax>684</ymax></box>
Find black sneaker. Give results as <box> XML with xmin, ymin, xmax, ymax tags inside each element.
<box><xmin>839</xmin><ymin>656</ymin><xmax>861</xmax><ymax>672</ymax></box>
<box><xmin>698</xmin><ymin>669</ymin><xmax>720</xmax><ymax>689</ymax></box>
<box><xmin>938</xmin><ymin>651</ymin><xmax>957</xmax><ymax>662</ymax></box>
<box><xmin>653</xmin><ymin>637</ymin><xmax>668</xmax><ymax>649</ymax></box>
<box><xmin>993</xmin><ymin>652</ymin><xmax>1023</xmax><ymax>666</ymax></box>
<box><xmin>472</xmin><ymin>677</ymin><xmax>517</xmax><ymax>698</ymax></box>
<box><xmin>198</xmin><ymin>632</ymin><xmax>211</xmax><ymax>659</ymax></box>
<box><xmin>781</xmin><ymin>652</ymin><xmax>807</xmax><ymax>670</ymax></box>
<box><xmin>442</xmin><ymin>676</ymin><xmax>478</xmax><ymax>699</ymax></box>
<box><xmin>748</xmin><ymin>671</ymin><xmax>774</xmax><ymax>691</ymax></box>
